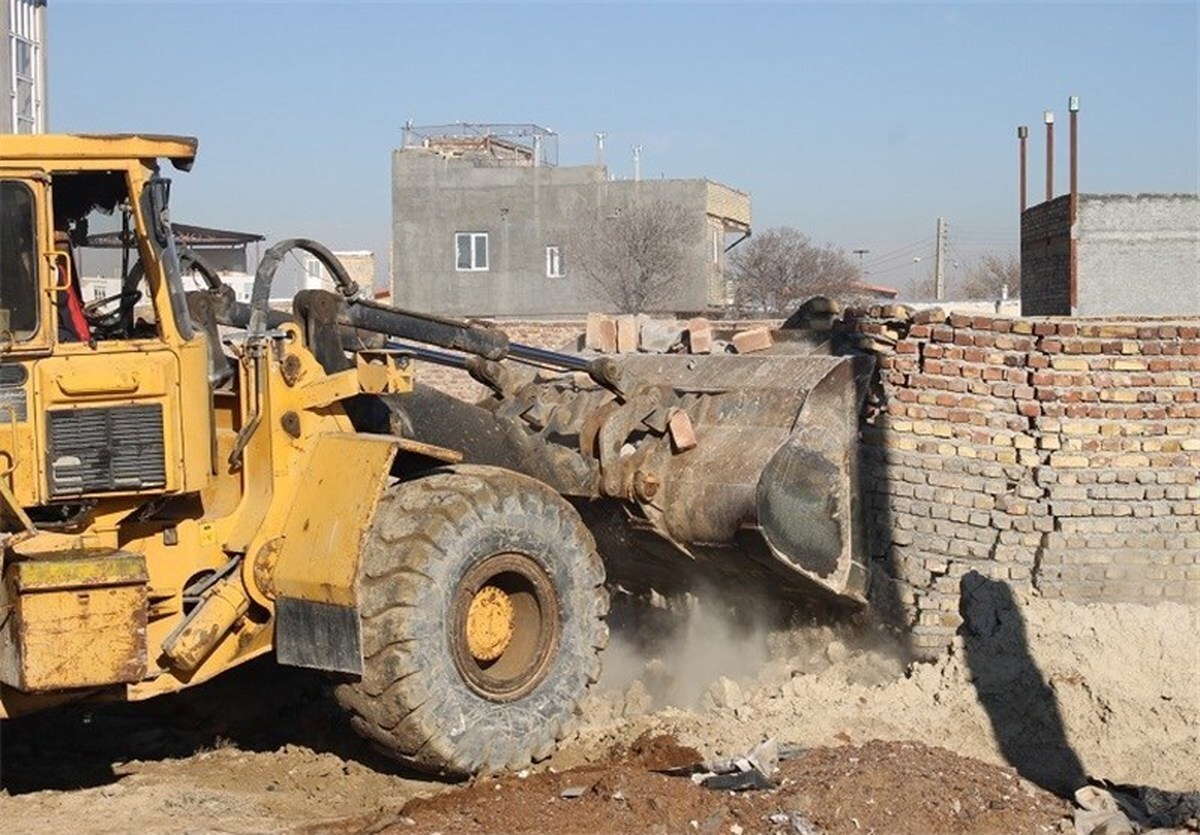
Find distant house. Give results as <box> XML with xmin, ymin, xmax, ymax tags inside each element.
<box><xmin>81</xmin><ymin>223</ymin><xmax>267</xmax><ymax>304</ymax></box>
<box><xmin>1021</xmin><ymin>193</ymin><xmax>1199</xmax><ymax>316</ymax></box>
<box><xmin>391</xmin><ymin>123</ymin><xmax>751</xmax><ymax>318</ymax></box>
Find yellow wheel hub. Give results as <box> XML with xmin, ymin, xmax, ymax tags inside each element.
<box><xmin>465</xmin><ymin>585</ymin><xmax>515</xmax><ymax>662</ymax></box>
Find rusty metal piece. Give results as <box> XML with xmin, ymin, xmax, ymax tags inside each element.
<box><xmin>252</xmin><ymin>536</ymin><xmax>285</xmax><ymax>600</ymax></box>
<box><xmin>281</xmin><ymin>353</ymin><xmax>302</xmax><ymax>386</ymax></box>
<box><xmin>280</xmin><ymin>411</ymin><xmax>301</xmax><ymax>439</ymax></box>
<box><xmin>633</xmin><ymin>469</ymin><xmax>661</xmax><ymax>502</ymax></box>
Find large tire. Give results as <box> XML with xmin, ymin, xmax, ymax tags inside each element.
<box><xmin>335</xmin><ymin>465</ymin><xmax>608</xmax><ymax>776</ymax></box>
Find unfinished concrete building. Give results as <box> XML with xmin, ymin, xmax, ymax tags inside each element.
<box><xmin>391</xmin><ymin>123</ymin><xmax>751</xmax><ymax>318</ymax></box>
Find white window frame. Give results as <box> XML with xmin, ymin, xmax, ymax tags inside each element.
<box><xmin>9</xmin><ymin>0</ymin><xmax>42</xmax><ymax>134</ymax></box>
<box><xmin>545</xmin><ymin>245</ymin><xmax>563</xmax><ymax>278</ymax></box>
<box><xmin>455</xmin><ymin>232</ymin><xmax>489</xmax><ymax>272</ymax></box>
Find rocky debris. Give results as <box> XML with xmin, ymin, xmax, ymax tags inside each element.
<box><xmin>699</xmin><ymin>676</ymin><xmax>745</xmax><ymax>712</ymax></box>
<box><xmin>580</xmin><ymin>312</ymin><xmax>782</xmax><ymax>357</ymax></box>
<box><xmin>731</xmin><ymin>326</ymin><xmax>773</xmax><ymax>354</ymax></box>
<box><xmin>638</xmin><ymin>316</ymin><xmax>684</xmax><ymax>353</ymax></box>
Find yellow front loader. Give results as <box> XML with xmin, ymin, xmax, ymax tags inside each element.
<box><xmin>0</xmin><ymin>135</ymin><xmax>606</xmax><ymax>775</ymax></box>
<box><xmin>0</xmin><ymin>134</ymin><xmax>872</xmax><ymax>776</ymax></box>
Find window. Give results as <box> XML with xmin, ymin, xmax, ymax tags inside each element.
<box><xmin>455</xmin><ymin>232</ymin><xmax>488</xmax><ymax>271</ymax></box>
<box><xmin>0</xmin><ymin>180</ymin><xmax>40</xmax><ymax>339</ymax></box>
<box><xmin>545</xmin><ymin>245</ymin><xmax>563</xmax><ymax>278</ymax></box>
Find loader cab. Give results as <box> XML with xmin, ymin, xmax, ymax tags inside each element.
<box><xmin>0</xmin><ymin>135</ymin><xmax>214</xmax><ymax>520</ymax></box>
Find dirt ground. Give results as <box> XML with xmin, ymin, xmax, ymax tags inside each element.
<box><xmin>0</xmin><ymin>588</ymin><xmax>1196</xmax><ymax>834</ymax></box>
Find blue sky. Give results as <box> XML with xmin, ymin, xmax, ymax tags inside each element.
<box><xmin>51</xmin><ymin>1</ymin><xmax>1197</xmax><ymax>290</ymax></box>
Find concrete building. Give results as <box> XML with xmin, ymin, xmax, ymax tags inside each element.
<box><xmin>1</xmin><ymin>0</ymin><xmax>47</xmax><ymax>133</ymax></box>
<box><xmin>303</xmin><ymin>250</ymin><xmax>375</xmax><ymax>294</ymax></box>
<box><xmin>391</xmin><ymin>123</ymin><xmax>750</xmax><ymax>318</ymax></box>
<box><xmin>1021</xmin><ymin>192</ymin><xmax>1200</xmax><ymax>316</ymax></box>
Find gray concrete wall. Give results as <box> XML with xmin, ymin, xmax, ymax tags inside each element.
<box><xmin>391</xmin><ymin>151</ymin><xmax>714</xmax><ymax>317</ymax></box>
<box><xmin>1075</xmin><ymin>194</ymin><xmax>1199</xmax><ymax>316</ymax></box>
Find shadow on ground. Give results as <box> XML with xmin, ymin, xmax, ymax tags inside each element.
<box><xmin>959</xmin><ymin>570</ymin><xmax>1086</xmax><ymax>797</ymax></box>
<box><xmin>0</xmin><ymin>658</ymin><xmax>427</xmax><ymax>794</ymax></box>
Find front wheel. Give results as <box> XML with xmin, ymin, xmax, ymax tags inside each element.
<box><xmin>335</xmin><ymin>465</ymin><xmax>608</xmax><ymax>775</ymax></box>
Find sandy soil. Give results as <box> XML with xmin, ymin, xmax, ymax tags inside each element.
<box><xmin>0</xmin><ymin>586</ymin><xmax>1195</xmax><ymax>834</ymax></box>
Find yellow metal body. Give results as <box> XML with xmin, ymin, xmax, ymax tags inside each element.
<box><xmin>0</xmin><ymin>135</ymin><xmax>456</xmax><ymax>717</ymax></box>
<box><xmin>465</xmin><ymin>586</ymin><xmax>515</xmax><ymax>662</ymax></box>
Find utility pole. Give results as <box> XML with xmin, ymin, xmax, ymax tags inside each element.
<box><xmin>934</xmin><ymin>217</ymin><xmax>947</xmax><ymax>301</ymax></box>
<box><xmin>853</xmin><ymin>249</ymin><xmax>869</xmax><ymax>276</ymax></box>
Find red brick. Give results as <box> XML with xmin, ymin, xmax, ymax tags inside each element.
<box><xmin>616</xmin><ymin>315</ymin><xmax>638</xmax><ymax>353</ymax></box>
<box><xmin>1033</xmin><ymin>322</ymin><xmax>1057</xmax><ymax>336</ymax></box>
<box><xmin>687</xmin><ymin>317</ymin><xmax>713</xmax><ymax>354</ymax></box>
<box><xmin>668</xmin><ymin>409</ymin><xmax>698</xmax><ymax>452</ymax></box>
<box><xmin>908</xmin><ymin>324</ymin><xmax>932</xmax><ymax>339</ymax></box>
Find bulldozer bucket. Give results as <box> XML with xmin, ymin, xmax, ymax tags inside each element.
<box><xmin>593</xmin><ymin>351</ymin><xmax>875</xmax><ymax>602</ymax></box>
<box><xmin>382</xmin><ymin>347</ymin><xmax>875</xmax><ymax>604</ymax></box>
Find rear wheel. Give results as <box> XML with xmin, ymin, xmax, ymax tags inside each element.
<box><xmin>335</xmin><ymin>465</ymin><xmax>608</xmax><ymax>775</ymax></box>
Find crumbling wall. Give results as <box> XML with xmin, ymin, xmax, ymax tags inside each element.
<box><xmin>412</xmin><ymin>309</ymin><xmax>1199</xmax><ymax>659</ymax></box>
<box><xmin>840</xmin><ymin>308</ymin><xmax>1200</xmax><ymax>655</ymax></box>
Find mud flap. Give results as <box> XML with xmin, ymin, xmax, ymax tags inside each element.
<box><xmin>275</xmin><ymin>597</ymin><xmax>362</xmax><ymax>675</ymax></box>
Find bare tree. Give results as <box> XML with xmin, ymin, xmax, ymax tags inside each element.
<box><xmin>730</xmin><ymin>227</ymin><xmax>863</xmax><ymax>314</ymax></box>
<box><xmin>566</xmin><ymin>199</ymin><xmax>697</xmax><ymax>313</ymax></box>
<box><xmin>962</xmin><ymin>252</ymin><xmax>1020</xmax><ymax>300</ymax></box>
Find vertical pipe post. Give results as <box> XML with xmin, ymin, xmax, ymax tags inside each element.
<box><xmin>1069</xmin><ymin>96</ymin><xmax>1079</xmax><ymax>205</ymax></box>
<box><xmin>1044</xmin><ymin>110</ymin><xmax>1055</xmax><ymax>202</ymax></box>
<box><xmin>1018</xmin><ymin>125</ymin><xmax>1029</xmax><ymax>213</ymax></box>
<box><xmin>1068</xmin><ymin>96</ymin><xmax>1080</xmax><ymax>313</ymax></box>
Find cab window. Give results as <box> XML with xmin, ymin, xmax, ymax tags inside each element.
<box><xmin>0</xmin><ymin>180</ymin><xmax>40</xmax><ymax>340</ymax></box>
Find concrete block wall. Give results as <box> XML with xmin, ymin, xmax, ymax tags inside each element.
<box><xmin>838</xmin><ymin>308</ymin><xmax>1200</xmax><ymax>655</ymax></box>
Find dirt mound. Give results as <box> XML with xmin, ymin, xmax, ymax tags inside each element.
<box><xmin>390</xmin><ymin>739</ymin><xmax>1069</xmax><ymax>834</ymax></box>
<box><xmin>570</xmin><ymin>592</ymin><xmax>1200</xmax><ymax>796</ymax></box>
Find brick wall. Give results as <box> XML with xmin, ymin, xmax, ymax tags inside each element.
<box><xmin>840</xmin><ymin>307</ymin><xmax>1200</xmax><ymax>655</ymax></box>
<box><xmin>411</xmin><ymin>310</ymin><xmax>1200</xmax><ymax>658</ymax></box>
<box><xmin>1020</xmin><ymin>195</ymin><xmax>1072</xmax><ymax>316</ymax></box>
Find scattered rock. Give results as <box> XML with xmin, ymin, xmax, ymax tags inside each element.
<box><xmin>639</xmin><ymin>318</ymin><xmax>684</xmax><ymax>353</ymax></box>
<box><xmin>702</xmin><ymin>677</ymin><xmax>744</xmax><ymax>712</ymax></box>
<box><xmin>825</xmin><ymin>640</ymin><xmax>850</xmax><ymax>664</ymax></box>
<box><xmin>623</xmin><ymin>680</ymin><xmax>654</xmax><ymax>718</ymax></box>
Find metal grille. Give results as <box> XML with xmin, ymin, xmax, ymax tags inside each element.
<box><xmin>47</xmin><ymin>405</ymin><xmax>166</xmax><ymax>497</ymax></box>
